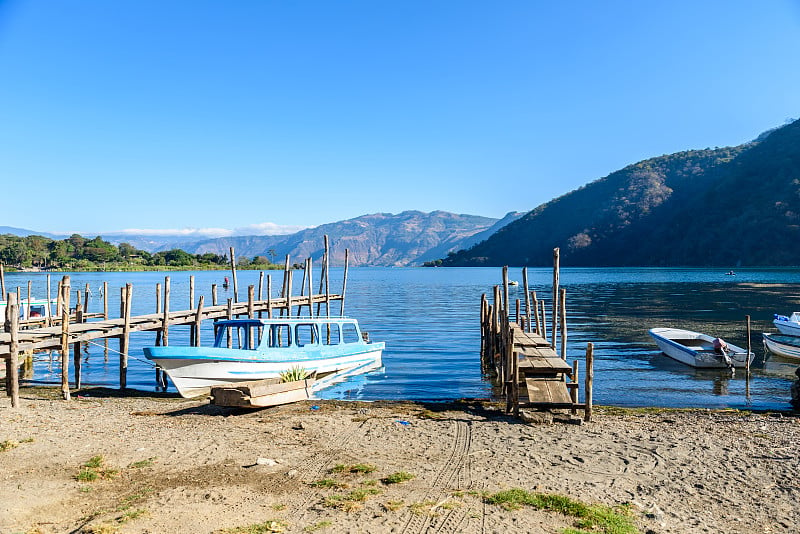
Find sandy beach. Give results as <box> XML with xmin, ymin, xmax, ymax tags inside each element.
<box><xmin>1</xmin><ymin>388</ymin><xmax>798</xmax><ymax>534</ymax></box>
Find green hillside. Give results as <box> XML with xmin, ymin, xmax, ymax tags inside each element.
<box><xmin>443</xmin><ymin>118</ymin><xmax>800</xmax><ymax>267</ymax></box>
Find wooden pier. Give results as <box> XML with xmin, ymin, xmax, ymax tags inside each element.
<box><xmin>2</xmin><ymin>240</ymin><xmax>348</xmax><ymax>408</ymax></box>
<box><xmin>480</xmin><ymin>254</ymin><xmax>594</xmax><ymax>422</ymax></box>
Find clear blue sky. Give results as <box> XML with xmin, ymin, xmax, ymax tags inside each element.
<box><xmin>1</xmin><ymin>1</ymin><xmax>799</xmax><ymax>237</ymax></box>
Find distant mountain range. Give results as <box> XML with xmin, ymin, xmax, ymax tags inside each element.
<box><xmin>1</xmin><ymin>211</ymin><xmax>524</xmax><ymax>267</ymax></box>
<box><xmin>443</xmin><ymin>118</ymin><xmax>800</xmax><ymax>267</ymax></box>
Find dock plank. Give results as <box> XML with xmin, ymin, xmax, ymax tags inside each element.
<box><xmin>521</xmin><ymin>377</ymin><xmax>572</xmax><ymax>407</ymax></box>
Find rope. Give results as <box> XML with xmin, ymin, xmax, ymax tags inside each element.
<box><xmin>84</xmin><ymin>339</ymin><xmax>156</xmax><ymax>367</ymax></box>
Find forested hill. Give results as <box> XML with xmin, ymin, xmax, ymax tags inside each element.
<box><xmin>442</xmin><ymin>118</ymin><xmax>800</xmax><ymax>267</ymax></box>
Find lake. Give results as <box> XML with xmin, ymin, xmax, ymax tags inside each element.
<box><xmin>6</xmin><ymin>267</ymin><xmax>799</xmax><ymax>410</ymax></box>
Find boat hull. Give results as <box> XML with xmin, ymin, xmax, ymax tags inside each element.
<box><xmin>649</xmin><ymin>328</ymin><xmax>753</xmax><ymax>369</ymax></box>
<box><xmin>762</xmin><ymin>333</ymin><xmax>800</xmax><ymax>361</ymax></box>
<box><xmin>145</xmin><ymin>344</ymin><xmax>384</xmax><ymax>398</ymax></box>
<box><xmin>773</xmin><ymin>317</ymin><xmax>800</xmax><ymax>336</ymax></box>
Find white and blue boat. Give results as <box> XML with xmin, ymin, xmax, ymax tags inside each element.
<box><xmin>144</xmin><ymin>316</ymin><xmax>384</xmax><ymax>398</ymax></box>
<box><xmin>762</xmin><ymin>332</ymin><xmax>800</xmax><ymax>361</ymax></box>
<box><xmin>648</xmin><ymin>327</ymin><xmax>754</xmax><ymax>369</ymax></box>
<box><xmin>773</xmin><ymin>313</ymin><xmax>800</xmax><ymax>336</ymax></box>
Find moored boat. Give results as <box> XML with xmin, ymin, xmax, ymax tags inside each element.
<box><xmin>0</xmin><ymin>297</ymin><xmax>53</xmax><ymax>320</ymax></box>
<box><xmin>773</xmin><ymin>313</ymin><xmax>800</xmax><ymax>336</ymax></box>
<box><xmin>144</xmin><ymin>316</ymin><xmax>384</xmax><ymax>398</ymax></box>
<box><xmin>762</xmin><ymin>332</ymin><xmax>800</xmax><ymax>361</ymax></box>
<box><xmin>648</xmin><ymin>327</ymin><xmax>753</xmax><ymax>369</ymax></box>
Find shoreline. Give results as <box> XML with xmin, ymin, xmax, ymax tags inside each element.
<box><xmin>2</xmin><ymin>387</ymin><xmax>799</xmax><ymax>533</ymax></box>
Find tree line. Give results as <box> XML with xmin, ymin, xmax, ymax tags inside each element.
<box><xmin>0</xmin><ymin>233</ymin><xmax>280</xmax><ymax>271</ymax></box>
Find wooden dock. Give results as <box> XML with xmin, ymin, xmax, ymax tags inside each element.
<box><xmin>2</xmin><ymin>239</ymin><xmax>349</xmax><ymax>408</ymax></box>
<box><xmin>480</xmin><ymin>255</ymin><xmax>594</xmax><ymax>422</ymax></box>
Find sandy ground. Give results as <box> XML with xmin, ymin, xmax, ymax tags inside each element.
<box><xmin>1</xmin><ymin>388</ymin><xmax>799</xmax><ymax>534</ymax></box>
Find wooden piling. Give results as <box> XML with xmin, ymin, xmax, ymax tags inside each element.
<box><xmin>162</xmin><ymin>276</ymin><xmax>170</xmax><ymax>347</ymax></box>
<box><xmin>560</xmin><ymin>288</ymin><xmax>567</xmax><ymax>361</ymax></box>
<box><xmin>212</xmin><ymin>284</ymin><xmax>218</xmax><ymax>306</ymax></box>
<box><xmin>532</xmin><ymin>291</ymin><xmax>540</xmax><ymax>335</ymax></box>
<box><xmin>585</xmin><ymin>342</ymin><xmax>594</xmax><ymax>422</ymax></box>
<box><xmin>540</xmin><ymin>299</ymin><xmax>547</xmax><ymax>341</ymax></box>
<box><xmin>229</xmin><ymin>247</ymin><xmax>239</xmax><ymax>303</ymax></box>
<box><xmin>0</xmin><ymin>263</ymin><xmax>5</xmax><ymax>297</ymax></box>
<box><xmin>522</xmin><ymin>267</ymin><xmax>531</xmax><ymax>333</ymax></box>
<box><xmin>552</xmin><ymin>247</ymin><xmax>560</xmax><ymax>349</ymax></box>
<box><xmin>194</xmin><ymin>296</ymin><xmax>204</xmax><ymax>347</ymax></box>
<box><xmin>307</xmin><ymin>258</ymin><xmax>314</xmax><ymax>319</ymax></box>
<box><xmin>103</xmin><ymin>282</ymin><xmax>109</xmax><ymax>319</ymax></box>
<box><xmin>226</xmin><ymin>298</ymin><xmax>233</xmax><ymax>348</ymax></box>
<box><xmin>46</xmin><ymin>274</ymin><xmax>52</xmax><ymax>326</ymax></box>
<box><xmin>27</xmin><ymin>281</ymin><xmax>32</xmax><ymax>319</ymax></box>
<box><xmin>745</xmin><ymin>315</ymin><xmax>752</xmax><ymax>376</ymax></box>
<box><xmin>248</xmin><ymin>285</ymin><xmax>255</xmax><ymax>319</ymax></box>
<box><xmin>570</xmin><ymin>360</ymin><xmax>580</xmax><ymax>415</ymax></box>
<box><xmin>267</xmin><ymin>275</ymin><xmax>273</xmax><ymax>318</ymax></box>
<box><xmin>120</xmin><ymin>283</ymin><xmax>132</xmax><ymax>389</ymax></box>
<box><xmin>83</xmin><ymin>283</ymin><xmax>90</xmax><ymax>314</ymax></box>
<box><xmin>60</xmin><ymin>276</ymin><xmax>71</xmax><ymax>400</ymax></box>
<box><xmin>341</xmin><ymin>248</ymin><xmax>349</xmax><ymax>316</ymax></box>
<box><xmin>74</xmin><ymin>288</ymin><xmax>84</xmax><ymax>389</ymax></box>
<box><xmin>189</xmin><ymin>275</ymin><xmax>195</xmax><ymax>309</ymax></box>
<box><xmin>258</xmin><ymin>271</ymin><xmax>264</xmax><ymax>318</ymax></box>
<box><xmin>4</xmin><ymin>293</ymin><xmax>20</xmax><ymax>407</ymax></box>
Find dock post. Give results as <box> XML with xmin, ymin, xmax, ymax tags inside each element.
<box><xmin>480</xmin><ymin>294</ymin><xmax>487</xmax><ymax>363</ymax></box>
<box><xmin>27</xmin><ymin>281</ymin><xmax>32</xmax><ymax>321</ymax></box>
<box><xmin>194</xmin><ymin>296</ymin><xmax>204</xmax><ymax>347</ymax></box>
<box><xmin>212</xmin><ymin>284</ymin><xmax>218</xmax><ymax>306</ymax></box>
<box><xmin>560</xmin><ymin>288</ymin><xmax>567</xmax><ymax>361</ymax></box>
<box><xmin>570</xmin><ymin>360</ymin><xmax>580</xmax><ymax>415</ymax></box>
<box><xmin>258</xmin><ymin>271</ymin><xmax>264</xmax><ymax>318</ymax></box>
<box><xmin>83</xmin><ymin>283</ymin><xmax>90</xmax><ymax>315</ymax></box>
<box><xmin>60</xmin><ymin>276</ymin><xmax>71</xmax><ymax>400</ymax></box>
<box><xmin>0</xmin><ymin>263</ymin><xmax>4</xmax><ymax>297</ymax></box>
<box><xmin>189</xmin><ymin>275</ymin><xmax>195</xmax><ymax>310</ymax></box>
<box><xmin>4</xmin><ymin>293</ymin><xmax>20</xmax><ymax>407</ymax></box>
<box><xmin>584</xmin><ymin>342</ymin><xmax>594</xmax><ymax>422</ymax></box>
<box><xmin>531</xmin><ymin>291</ymin><xmax>540</xmax><ymax>335</ymax></box>
<box><xmin>267</xmin><ymin>275</ymin><xmax>272</xmax><ymax>318</ymax></box>
<box><xmin>73</xmin><ymin>289</ymin><xmax>83</xmax><ymax>389</ymax></box>
<box><xmin>341</xmin><ymin>249</ymin><xmax>349</xmax><ymax>316</ymax></box>
<box><xmin>154</xmin><ymin>282</ymin><xmax>162</xmax><ymax>385</ymax></box>
<box><xmin>515</xmin><ymin>298</ymin><xmax>520</xmax><ymax>326</ymax></box>
<box><xmin>540</xmin><ymin>299</ymin><xmax>547</xmax><ymax>341</ymax></box>
<box><xmin>502</xmin><ymin>266</ymin><xmax>509</xmax><ymax>326</ymax></box>
<box><xmin>162</xmin><ymin>277</ymin><xmax>170</xmax><ymax>347</ymax></box>
<box><xmin>227</xmin><ymin>298</ymin><xmax>233</xmax><ymax>348</ymax></box>
<box><xmin>248</xmin><ymin>285</ymin><xmax>255</xmax><ymax>319</ymax></box>
<box><xmin>522</xmin><ymin>267</ymin><xmax>531</xmax><ymax>333</ymax></box>
<box><xmin>552</xmin><ymin>247</ymin><xmax>560</xmax><ymax>349</ymax></box>
<box><xmin>229</xmin><ymin>247</ymin><xmax>239</xmax><ymax>303</ymax></box>
<box><xmin>745</xmin><ymin>315</ymin><xmax>752</xmax><ymax>376</ymax></box>
<box><xmin>307</xmin><ymin>258</ymin><xmax>314</xmax><ymax>319</ymax></box>
<box><xmin>120</xmin><ymin>283</ymin><xmax>132</xmax><ymax>389</ymax></box>
<box><xmin>46</xmin><ymin>274</ymin><xmax>52</xmax><ymax>326</ymax></box>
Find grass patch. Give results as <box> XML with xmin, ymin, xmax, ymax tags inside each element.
<box><xmin>1</xmin><ymin>440</ymin><xmax>19</xmax><ymax>452</ymax></box>
<box><xmin>118</xmin><ymin>508</ymin><xmax>148</xmax><ymax>523</ymax></box>
<box><xmin>217</xmin><ymin>521</ymin><xmax>287</xmax><ymax>533</ymax></box>
<box><xmin>128</xmin><ymin>457</ymin><xmax>156</xmax><ymax>469</ymax></box>
<box><xmin>485</xmin><ymin>489</ymin><xmax>639</xmax><ymax>534</ymax></box>
<box><xmin>381</xmin><ymin>471</ymin><xmax>415</xmax><ymax>484</ymax></box>
<box><xmin>310</xmin><ymin>478</ymin><xmax>347</xmax><ymax>489</ymax></box>
<box><xmin>384</xmin><ymin>500</ymin><xmax>405</xmax><ymax>511</ymax></box>
<box><xmin>75</xmin><ymin>455</ymin><xmax>119</xmax><ymax>482</ymax></box>
<box><xmin>329</xmin><ymin>463</ymin><xmax>377</xmax><ymax>475</ymax></box>
<box><xmin>303</xmin><ymin>521</ymin><xmax>332</xmax><ymax>532</ymax></box>
<box><xmin>323</xmin><ymin>488</ymin><xmax>381</xmax><ymax>512</ymax></box>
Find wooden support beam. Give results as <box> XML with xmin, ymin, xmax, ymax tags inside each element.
<box><xmin>4</xmin><ymin>292</ymin><xmax>20</xmax><ymax>407</ymax></box>
<box><xmin>522</xmin><ymin>267</ymin><xmax>531</xmax><ymax>333</ymax></box>
<box><xmin>341</xmin><ymin>248</ymin><xmax>349</xmax><ymax>316</ymax></box>
<box><xmin>120</xmin><ymin>283</ymin><xmax>132</xmax><ymax>389</ymax></box>
<box><xmin>0</xmin><ymin>263</ymin><xmax>5</xmax><ymax>297</ymax></box>
<box><xmin>60</xmin><ymin>276</ymin><xmax>71</xmax><ymax>401</ymax></box>
<box><xmin>560</xmin><ymin>287</ymin><xmax>567</xmax><ymax>361</ymax></box>
<box><xmin>194</xmin><ymin>295</ymin><xmax>204</xmax><ymax>347</ymax></box>
<box><xmin>552</xmin><ymin>247</ymin><xmax>560</xmax><ymax>349</ymax></box>
<box><xmin>229</xmin><ymin>247</ymin><xmax>239</xmax><ymax>303</ymax></box>
<box><xmin>585</xmin><ymin>342</ymin><xmax>594</xmax><ymax>422</ymax></box>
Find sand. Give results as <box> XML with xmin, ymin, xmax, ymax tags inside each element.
<box><xmin>1</xmin><ymin>388</ymin><xmax>798</xmax><ymax>534</ymax></box>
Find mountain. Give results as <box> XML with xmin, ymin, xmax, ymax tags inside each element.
<box><xmin>0</xmin><ymin>226</ymin><xmax>64</xmax><ymax>239</ymax></box>
<box><xmin>175</xmin><ymin>211</ymin><xmax>518</xmax><ymax>266</ymax></box>
<box><xmin>443</xmin><ymin>118</ymin><xmax>800</xmax><ymax>267</ymax></box>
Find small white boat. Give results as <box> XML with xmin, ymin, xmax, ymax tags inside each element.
<box><xmin>762</xmin><ymin>333</ymin><xmax>800</xmax><ymax>361</ymax></box>
<box><xmin>649</xmin><ymin>327</ymin><xmax>754</xmax><ymax>368</ymax></box>
<box><xmin>773</xmin><ymin>313</ymin><xmax>800</xmax><ymax>336</ymax></box>
<box><xmin>144</xmin><ymin>316</ymin><xmax>384</xmax><ymax>398</ymax></box>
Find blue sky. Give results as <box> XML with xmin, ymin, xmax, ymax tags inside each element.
<box><xmin>1</xmin><ymin>1</ymin><xmax>799</xmax><ymax>237</ymax></box>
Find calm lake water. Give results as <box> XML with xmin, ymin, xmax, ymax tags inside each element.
<box><xmin>8</xmin><ymin>267</ymin><xmax>800</xmax><ymax>410</ymax></box>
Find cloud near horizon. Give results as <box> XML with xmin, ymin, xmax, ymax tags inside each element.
<box><xmin>108</xmin><ymin>222</ymin><xmax>311</xmax><ymax>238</ymax></box>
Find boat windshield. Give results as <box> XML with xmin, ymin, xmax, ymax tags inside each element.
<box><xmin>213</xmin><ymin>320</ymin><xmax>364</xmax><ymax>349</ymax></box>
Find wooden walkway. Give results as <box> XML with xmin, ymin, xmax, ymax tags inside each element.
<box><xmin>480</xmin><ymin>261</ymin><xmax>594</xmax><ymax>421</ymax></box>
<box><xmin>2</xmin><ymin>240</ymin><xmax>349</xmax><ymax>408</ymax></box>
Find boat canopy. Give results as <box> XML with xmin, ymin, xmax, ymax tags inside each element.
<box><xmin>213</xmin><ymin>317</ymin><xmax>365</xmax><ymax>351</ymax></box>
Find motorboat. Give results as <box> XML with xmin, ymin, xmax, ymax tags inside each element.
<box><xmin>144</xmin><ymin>316</ymin><xmax>384</xmax><ymax>397</ymax></box>
<box><xmin>762</xmin><ymin>332</ymin><xmax>800</xmax><ymax>361</ymax></box>
<box><xmin>648</xmin><ymin>327</ymin><xmax>753</xmax><ymax>369</ymax></box>
<box><xmin>773</xmin><ymin>313</ymin><xmax>800</xmax><ymax>336</ymax></box>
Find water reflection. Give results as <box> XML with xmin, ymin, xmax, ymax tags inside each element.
<box><xmin>8</xmin><ymin>267</ymin><xmax>799</xmax><ymax>410</ymax></box>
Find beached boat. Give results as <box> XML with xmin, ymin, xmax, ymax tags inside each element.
<box><xmin>144</xmin><ymin>316</ymin><xmax>384</xmax><ymax>398</ymax></box>
<box><xmin>773</xmin><ymin>313</ymin><xmax>800</xmax><ymax>336</ymax></box>
<box><xmin>648</xmin><ymin>327</ymin><xmax>754</xmax><ymax>368</ymax></box>
<box><xmin>762</xmin><ymin>333</ymin><xmax>800</xmax><ymax>361</ymax></box>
